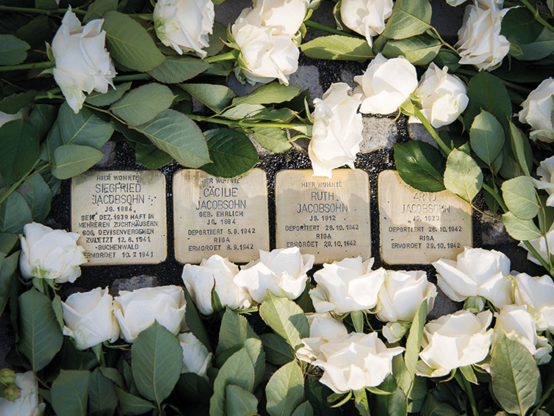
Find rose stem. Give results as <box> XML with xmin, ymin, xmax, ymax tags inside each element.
<box><xmin>204</xmin><ymin>50</ymin><xmax>240</xmax><ymax>63</ymax></box>
<box><xmin>304</xmin><ymin>20</ymin><xmax>361</xmax><ymax>38</ymax></box>
<box><xmin>0</xmin><ymin>5</ymin><xmax>85</xmax><ymax>15</ymax></box>
<box><xmin>0</xmin><ymin>61</ymin><xmax>54</xmax><ymax>72</ymax></box>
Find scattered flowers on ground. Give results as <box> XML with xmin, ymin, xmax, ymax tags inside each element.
<box><xmin>178</xmin><ymin>332</ymin><xmax>213</xmax><ymax>378</ymax></box>
<box><xmin>51</xmin><ymin>8</ymin><xmax>115</xmax><ymax>113</ymax></box>
<box><xmin>61</xmin><ymin>287</ymin><xmax>119</xmax><ymax>350</ymax></box>
<box><xmin>519</xmin><ymin>78</ymin><xmax>554</xmax><ymax>143</ymax></box>
<box><xmin>308</xmin><ymin>82</ymin><xmax>363</xmax><ymax>177</ymax></box>
<box><xmin>154</xmin><ymin>0</ymin><xmax>215</xmax><ymax>58</ymax></box>
<box><xmin>340</xmin><ymin>0</ymin><xmax>393</xmax><ymax>47</ymax></box>
<box><xmin>19</xmin><ymin>222</ymin><xmax>87</xmax><ymax>285</ymax></box>
<box><xmin>456</xmin><ymin>0</ymin><xmax>510</xmax><ymax>71</ymax></box>
<box><xmin>513</xmin><ymin>273</ymin><xmax>554</xmax><ymax>334</ymax></box>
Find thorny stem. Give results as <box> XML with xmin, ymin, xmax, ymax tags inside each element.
<box><xmin>519</xmin><ymin>0</ymin><xmax>554</xmax><ymax>33</ymax></box>
<box><xmin>428</xmin><ymin>26</ymin><xmax>459</xmax><ymax>56</ymax></box>
<box><xmin>0</xmin><ymin>61</ymin><xmax>54</xmax><ymax>72</ymax></box>
<box><xmin>0</xmin><ymin>5</ymin><xmax>86</xmax><ymax>15</ymax></box>
<box><xmin>412</xmin><ymin>107</ymin><xmax>451</xmax><ymax>155</ymax></box>
<box><xmin>187</xmin><ymin>114</ymin><xmax>310</xmax><ymax>130</ymax></box>
<box><xmin>304</xmin><ymin>20</ymin><xmax>361</xmax><ymax>38</ymax></box>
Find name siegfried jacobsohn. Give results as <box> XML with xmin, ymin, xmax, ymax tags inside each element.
<box><xmin>90</xmin><ymin>174</ymin><xmax>145</xmax><ymax>205</ymax></box>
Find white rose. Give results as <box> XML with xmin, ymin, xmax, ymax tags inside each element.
<box><xmin>456</xmin><ymin>0</ymin><xmax>510</xmax><ymax>71</ymax></box>
<box><xmin>418</xmin><ymin>310</ymin><xmax>493</xmax><ymax>377</ymax></box>
<box><xmin>19</xmin><ymin>222</ymin><xmax>87</xmax><ymax>284</ymax></box>
<box><xmin>519</xmin><ymin>78</ymin><xmax>554</xmax><ymax>142</ymax></box>
<box><xmin>310</xmin><ymin>332</ymin><xmax>404</xmax><ymax>393</ymax></box>
<box><xmin>432</xmin><ymin>247</ymin><xmax>512</xmax><ymax>308</ymax></box>
<box><xmin>354</xmin><ymin>53</ymin><xmax>418</xmax><ymax>115</ymax></box>
<box><xmin>514</xmin><ymin>273</ymin><xmax>554</xmax><ymax>334</ymax></box>
<box><xmin>231</xmin><ymin>16</ymin><xmax>299</xmax><ymax>85</ymax></box>
<box><xmin>177</xmin><ymin>333</ymin><xmax>213</xmax><ymax>378</ymax></box>
<box><xmin>495</xmin><ymin>305</ymin><xmax>552</xmax><ymax>364</ymax></box>
<box><xmin>296</xmin><ymin>312</ymin><xmax>349</xmax><ymax>363</ymax></box>
<box><xmin>308</xmin><ymin>83</ymin><xmax>363</xmax><ymax>178</ymax></box>
<box><xmin>234</xmin><ymin>247</ymin><xmax>315</xmax><ymax>303</ymax></box>
<box><xmin>154</xmin><ymin>0</ymin><xmax>214</xmax><ymax>59</ymax></box>
<box><xmin>340</xmin><ymin>0</ymin><xmax>393</xmax><ymax>47</ymax></box>
<box><xmin>51</xmin><ymin>8</ymin><xmax>115</xmax><ymax>113</ymax></box>
<box><xmin>239</xmin><ymin>0</ymin><xmax>312</xmax><ymax>37</ymax></box>
<box><xmin>113</xmin><ymin>285</ymin><xmax>186</xmax><ymax>343</ymax></box>
<box><xmin>310</xmin><ymin>257</ymin><xmax>384</xmax><ymax>315</ymax></box>
<box><xmin>375</xmin><ymin>270</ymin><xmax>437</xmax><ymax>323</ymax></box>
<box><xmin>532</xmin><ymin>155</ymin><xmax>554</xmax><ymax>206</ymax></box>
<box><xmin>182</xmin><ymin>255</ymin><xmax>252</xmax><ymax>315</ymax></box>
<box><xmin>409</xmin><ymin>63</ymin><xmax>469</xmax><ymax>128</ymax></box>
<box><xmin>62</xmin><ymin>287</ymin><xmax>120</xmax><ymax>350</ymax></box>
<box><xmin>0</xmin><ymin>371</ymin><xmax>44</xmax><ymax>416</ymax></box>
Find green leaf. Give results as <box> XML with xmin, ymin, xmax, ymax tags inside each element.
<box><xmin>217</xmin><ymin>308</ymin><xmax>259</xmax><ymax>355</ymax></box>
<box><xmin>132</xmin><ymin>109</ymin><xmax>210</xmax><ymax>168</ymax></box>
<box><xmin>500</xmin><ymin>7</ymin><xmax>543</xmax><ymax>44</ymax></box>
<box><xmin>469</xmin><ymin>110</ymin><xmax>505</xmax><ymax>165</ymax></box>
<box><xmin>0</xmin><ymin>34</ymin><xmax>30</xmax><ymax>65</ymax></box>
<box><xmin>292</xmin><ymin>401</ymin><xmax>313</xmax><ymax>416</ymax></box>
<box><xmin>512</xmin><ymin>27</ymin><xmax>554</xmax><ymax>61</ymax></box>
<box><xmin>179</xmin><ymin>83</ymin><xmax>236</xmax><ymax>113</ymax></box>
<box><xmin>115</xmin><ymin>387</ymin><xmax>156</xmax><ymax>415</ymax></box>
<box><xmin>464</xmin><ymin>71</ymin><xmax>511</xmax><ymax>132</ymax></box>
<box><xmin>232</xmin><ymin>83</ymin><xmax>301</xmax><ymax>106</ymax></box>
<box><xmin>201</xmin><ymin>129</ymin><xmax>260</xmax><ymax>178</ymax></box>
<box><xmin>393</xmin><ymin>141</ymin><xmax>446</xmax><ymax>192</ymax></box>
<box><xmin>148</xmin><ymin>55</ymin><xmax>210</xmax><ymax>83</ymax></box>
<box><xmin>132</xmin><ymin>321</ymin><xmax>183</xmax><ymax>406</ymax></box>
<box><xmin>0</xmin><ymin>232</ymin><xmax>18</xmax><ymax>254</ymax></box>
<box><xmin>210</xmin><ymin>348</ymin><xmax>256</xmax><ymax>416</ymax></box>
<box><xmin>0</xmin><ymin>119</ymin><xmax>38</xmax><ymax>186</ymax></box>
<box><xmin>508</xmin><ymin>121</ymin><xmax>532</xmax><ymax>177</ymax></box>
<box><xmin>300</xmin><ymin>35</ymin><xmax>373</xmax><ymax>62</ymax></box>
<box><xmin>226</xmin><ymin>384</ymin><xmax>258</xmax><ymax>416</ymax></box>
<box><xmin>84</xmin><ymin>0</ymin><xmax>118</xmax><ymax>22</ymax></box>
<box><xmin>501</xmin><ymin>176</ymin><xmax>540</xmax><ymax>220</ymax></box>
<box><xmin>52</xmin><ymin>145</ymin><xmax>105</xmax><ymax>180</ymax></box>
<box><xmin>382</xmin><ymin>33</ymin><xmax>441</xmax><ymax>65</ymax></box>
<box><xmin>420</xmin><ymin>394</ymin><xmax>461</xmax><ymax>416</ymax></box>
<box><xmin>0</xmin><ymin>191</ymin><xmax>33</xmax><ymax>234</ymax></box>
<box><xmin>184</xmin><ymin>286</ymin><xmax>212</xmax><ymax>352</ymax></box>
<box><xmin>135</xmin><ymin>143</ymin><xmax>173</xmax><ymax>169</ymax></box>
<box><xmin>433</xmin><ymin>49</ymin><xmax>460</xmax><ymax>72</ymax></box>
<box><xmin>28</xmin><ymin>104</ymin><xmax>57</xmax><ymax>141</ymax></box>
<box><xmin>18</xmin><ymin>288</ymin><xmax>63</xmax><ymax>371</ymax></box>
<box><xmin>15</xmin><ymin>16</ymin><xmax>53</xmax><ymax>49</ymax></box>
<box><xmin>491</xmin><ymin>334</ymin><xmax>541</xmax><ymax>416</ymax></box>
<box><xmin>205</xmin><ymin>22</ymin><xmax>227</xmax><ymax>57</ymax></box>
<box><xmin>16</xmin><ymin>173</ymin><xmax>52</xmax><ymax>223</ymax></box>
<box><xmin>59</xmin><ymin>103</ymin><xmax>114</xmax><ymax>150</ymax></box>
<box><xmin>444</xmin><ymin>149</ymin><xmax>483</xmax><ymax>202</ymax></box>
<box><xmin>99</xmin><ymin>367</ymin><xmax>125</xmax><ymax>389</ymax></box>
<box><xmin>305</xmin><ymin>377</ymin><xmax>341</xmax><ymax>416</ymax></box>
<box><xmin>405</xmin><ymin>301</ymin><xmax>427</xmax><ymax>383</ymax></box>
<box><xmin>353</xmin><ymin>389</ymin><xmax>371</xmax><ymax>416</ymax></box>
<box><xmin>89</xmin><ymin>368</ymin><xmax>118</xmax><ymax>416</ymax></box>
<box><xmin>86</xmin><ymin>82</ymin><xmax>132</xmax><ymax>107</ymax></box>
<box><xmin>174</xmin><ymin>372</ymin><xmax>212</xmax><ymax>405</ymax></box>
<box><xmin>374</xmin><ymin>377</ymin><xmax>407</xmax><ymax>416</ymax></box>
<box><xmin>260</xmin><ymin>291</ymin><xmax>309</xmax><ymax>350</ymax></box>
<box><xmin>51</xmin><ymin>370</ymin><xmax>90</xmax><ymax>416</ymax></box>
<box><xmin>382</xmin><ymin>0</ymin><xmax>432</xmax><ymax>40</ymax></box>
<box><xmin>111</xmin><ymin>83</ymin><xmax>174</xmax><ymax>126</ymax></box>
<box><xmin>0</xmin><ymin>251</ymin><xmax>19</xmax><ymax>317</ymax></box>
<box><xmin>266</xmin><ymin>361</ymin><xmax>304</xmax><ymax>416</ymax></box>
<box><xmin>102</xmin><ymin>11</ymin><xmax>165</xmax><ymax>72</ymax></box>
<box><xmin>0</xmin><ymin>90</ymin><xmax>37</xmax><ymax>115</ymax></box>
<box><xmin>260</xmin><ymin>333</ymin><xmax>295</xmax><ymax>365</ymax></box>
<box><xmin>502</xmin><ymin>212</ymin><xmax>542</xmax><ymax>240</ymax></box>
<box><xmin>221</xmin><ymin>104</ymin><xmax>266</xmax><ymax>120</ymax></box>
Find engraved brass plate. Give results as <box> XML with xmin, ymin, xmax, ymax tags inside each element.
<box><xmin>71</xmin><ymin>171</ymin><xmax>167</xmax><ymax>265</ymax></box>
<box><xmin>276</xmin><ymin>169</ymin><xmax>371</xmax><ymax>263</ymax></box>
<box><xmin>173</xmin><ymin>169</ymin><xmax>269</xmax><ymax>263</ymax></box>
<box><xmin>379</xmin><ymin>170</ymin><xmax>472</xmax><ymax>264</ymax></box>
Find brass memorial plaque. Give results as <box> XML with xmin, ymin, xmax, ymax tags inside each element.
<box><xmin>275</xmin><ymin>169</ymin><xmax>371</xmax><ymax>263</ymax></box>
<box><xmin>379</xmin><ymin>170</ymin><xmax>472</xmax><ymax>264</ymax></box>
<box><xmin>173</xmin><ymin>169</ymin><xmax>269</xmax><ymax>263</ymax></box>
<box><xmin>71</xmin><ymin>171</ymin><xmax>167</xmax><ymax>265</ymax></box>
